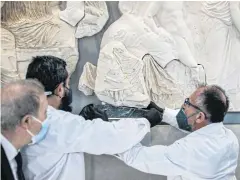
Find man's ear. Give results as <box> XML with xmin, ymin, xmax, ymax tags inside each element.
<box><xmin>196</xmin><ymin>112</ymin><xmax>205</xmax><ymax>123</ymax></box>
<box><xmin>20</xmin><ymin>115</ymin><xmax>31</xmax><ymax>130</ymax></box>
<box><xmin>54</xmin><ymin>82</ymin><xmax>64</xmax><ymax>98</ymax></box>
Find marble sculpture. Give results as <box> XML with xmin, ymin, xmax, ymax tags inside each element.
<box><xmin>78</xmin><ymin>62</ymin><xmax>97</xmax><ymax>96</ymax></box>
<box><xmin>80</xmin><ymin>1</ymin><xmax>240</xmax><ymax>110</ymax></box>
<box><xmin>60</xmin><ymin>1</ymin><xmax>109</xmax><ymax>38</ymax></box>
<box><xmin>1</xmin><ymin>1</ymin><xmax>109</xmax><ymax>85</ymax></box>
<box><xmin>1</xmin><ymin>1</ymin><xmax>79</xmax><ymax>84</ymax></box>
<box><xmin>93</xmin><ymin>2</ymin><xmax>206</xmax><ymax>109</ymax></box>
<box><xmin>1</xmin><ymin>1</ymin><xmax>239</xmax><ymax>110</ymax></box>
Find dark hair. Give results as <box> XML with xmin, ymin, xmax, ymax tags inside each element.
<box><xmin>196</xmin><ymin>85</ymin><xmax>229</xmax><ymax>123</ymax></box>
<box><xmin>26</xmin><ymin>56</ymin><xmax>68</xmax><ymax>93</ymax></box>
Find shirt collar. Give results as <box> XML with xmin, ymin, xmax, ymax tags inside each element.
<box><xmin>193</xmin><ymin>122</ymin><xmax>225</xmax><ymax>135</ymax></box>
<box><xmin>1</xmin><ymin>134</ymin><xmax>18</xmax><ymax>161</ymax></box>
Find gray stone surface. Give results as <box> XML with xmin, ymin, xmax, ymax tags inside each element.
<box><xmin>70</xmin><ymin>1</ymin><xmax>121</xmax><ymax>114</ymax></box>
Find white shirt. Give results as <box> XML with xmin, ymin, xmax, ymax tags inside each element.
<box><xmin>21</xmin><ymin>105</ymin><xmax>150</xmax><ymax>180</ymax></box>
<box><xmin>1</xmin><ymin>134</ymin><xmax>19</xmax><ymax>180</ymax></box>
<box><xmin>117</xmin><ymin>108</ymin><xmax>239</xmax><ymax>180</ymax></box>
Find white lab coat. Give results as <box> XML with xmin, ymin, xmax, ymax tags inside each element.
<box><xmin>117</xmin><ymin>108</ymin><xmax>239</xmax><ymax>180</ymax></box>
<box><xmin>21</xmin><ymin>105</ymin><xmax>150</xmax><ymax>180</ymax></box>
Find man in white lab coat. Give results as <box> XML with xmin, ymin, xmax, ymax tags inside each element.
<box><xmin>117</xmin><ymin>85</ymin><xmax>239</xmax><ymax>180</ymax></box>
<box><xmin>21</xmin><ymin>55</ymin><xmax>161</xmax><ymax>180</ymax></box>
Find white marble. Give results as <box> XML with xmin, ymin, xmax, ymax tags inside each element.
<box><xmin>1</xmin><ymin>1</ymin><xmax>239</xmax><ymax>110</ymax></box>
<box><xmin>95</xmin><ymin>41</ymin><xmax>150</xmax><ymax>108</ymax></box>
<box><xmin>101</xmin><ymin>14</ymin><xmax>178</xmax><ymax>68</ymax></box>
<box><xmin>1</xmin><ymin>2</ymin><xmax>78</xmax><ymax>84</ymax></box>
<box><xmin>75</xmin><ymin>1</ymin><xmax>109</xmax><ymax>38</ymax></box>
<box><xmin>59</xmin><ymin>1</ymin><xmax>84</xmax><ymax>27</ymax></box>
<box><xmin>1</xmin><ymin>28</ymin><xmax>19</xmax><ymax>85</ymax></box>
<box><xmin>78</xmin><ymin>62</ymin><xmax>97</xmax><ymax>96</ymax></box>
<box><xmin>119</xmin><ymin>1</ymin><xmax>198</xmax><ymax>68</ymax></box>
<box><xmin>94</xmin><ymin>2</ymin><xmax>206</xmax><ymax>109</ymax></box>
<box><xmin>95</xmin><ymin>1</ymin><xmax>240</xmax><ymax>110</ymax></box>
<box><xmin>143</xmin><ymin>54</ymin><xmax>205</xmax><ymax>109</ymax></box>
<box><xmin>142</xmin><ymin>54</ymin><xmax>183</xmax><ymax>109</ymax></box>
<box><xmin>154</xmin><ymin>2</ymin><xmax>198</xmax><ymax>68</ymax></box>
<box><xmin>199</xmin><ymin>1</ymin><xmax>240</xmax><ymax>110</ymax></box>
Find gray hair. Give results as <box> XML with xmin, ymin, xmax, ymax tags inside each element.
<box><xmin>1</xmin><ymin>79</ymin><xmax>45</xmax><ymax>131</ymax></box>
<box><xmin>195</xmin><ymin>85</ymin><xmax>229</xmax><ymax>123</ymax></box>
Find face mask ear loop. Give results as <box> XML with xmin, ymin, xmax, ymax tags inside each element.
<box><xmin>27</xmin><ymin>116</ymin><xmax>43</xmax><ymax>137</ymax></box>
<box><xmin>32</xmin><ymin>116</ymin><xmax>42</xmax><ymax>124</ymax></box>
<box><xmin>186</xmin><ymin>111</ymin><xmax>199</xmax><ymax>119</ymax></box>
<box><xmin>26</xmin><ymin>129</ymin><xmax>35</xmax><ymax>137</ymax></box>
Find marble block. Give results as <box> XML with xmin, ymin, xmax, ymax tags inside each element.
<box><xmin>59</xmin><ymin>1</ymin><xmax>84</xmax><ymax>27</ymax></box>
<box><xmin>1</xmin><ymin>2</ymin><xmax>78</xmax><ymax>85</ymax></box>
<box><xmin>75</xmin><ymin>1</ymin><xmax>109</xmax><ymax>38</ymax></box>
<box><xmin>78</xmin><ymin>62</ymin><xmax>97</xmax><ymax>96</ymax></box>
<box><xmin>95</xmin><ymin>41</ymin><xmax>150</xmax><ymax>108</ymax></box>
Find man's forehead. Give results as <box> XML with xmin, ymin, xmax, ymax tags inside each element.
<box><xmin>190</xmin><ymin>87</ymin><xmax>205</xmax><ymax>102</ymax></box>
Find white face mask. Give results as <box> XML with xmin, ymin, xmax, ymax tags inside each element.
<box><xmin>26</xmin><ymin>116</ymin><xmax>49</xmax><ymax>145</ymax></box>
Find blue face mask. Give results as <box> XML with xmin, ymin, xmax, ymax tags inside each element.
<box><xmin>26</xmin><ymin>116</ymin><xmax>49</xmax><ymax>145</ymax></box>
<box><xmin>176</xmin><ymin>108</ymin><xmax>199</xmax><ymax>132</ymax></box>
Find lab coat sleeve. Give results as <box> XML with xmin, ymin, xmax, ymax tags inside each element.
<box><xmin>162</xmin><ymin>108</ymin><xmax>179</xmax><ymax>128</ymax></box>
<box><xmin>116</xmin><ymin>141</ymin><xmax>190</xmax><ymax>176</ymax></box>
<box><xmin>55</xmin><ymin>111</ymin><xmax>150</xmax><ymax>155</ymax></box>
<box><xmin>162</xmin><ymin>108</ymin><xmax>189</xmax><ymax>133</ymax></box>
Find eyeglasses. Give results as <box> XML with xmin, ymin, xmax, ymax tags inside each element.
<box><xmin>184</xmin><ymin>98</ymin><xmax>208</xmax><ymax>119</ymax></box>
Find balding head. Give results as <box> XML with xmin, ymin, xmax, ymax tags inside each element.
<box><xmin>194</xmin><ymin>85</ymin><xmax>229</xmax><ymax>123</ymax></box>
<box><xmin>1</xmin><ymin>79</ymin><xmax>45</xmax><ymax>131</ymax></box>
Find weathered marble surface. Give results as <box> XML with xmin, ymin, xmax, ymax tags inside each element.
<box><xmin>59</xmin><ymin>1</ymin><xmax>109</xmax><ymax>39</ymax></box>
<box><xmin>75</xmin><ymin>1</ymin><xmax>109</xmax><ymax>38</ymax></box>
<box><xmin>1</xmin><ymin>1</ymin><xmax>239</xmax><ymax>110</ymax></box>
<box><xmin>95</xmin><ymin>41</ymin><xmax>150</xmax><ymax>108</ymax></box>
<box><xmin>79</xmin><ymin>1</ymin><xmax>240</xmax><ymax>110</ymax></box>
<box><xmin>199</xmin><ymin>1</ymin><xmax>240</xmax><ymax>110</ymax></box>
<box><xmin>59</xmin><ymin>1</ymin><xmax>85</xmax><ymax>26</ymax></box>
<box><xmin>78</xmin><ymin>62</ymin><xmax>97</xmax><ymax>96</ymax></box>
<box><xmin>1</xmin><ymin>1</ymin><xmax>78</xmax><ymax>84</ymax></box>
<box><xmin>91</xmin><ymin>2</ymin><xmax>206</xmax><ymax>109</ymax></box>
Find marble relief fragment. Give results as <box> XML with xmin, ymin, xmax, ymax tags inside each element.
<box><xmin>59</xmin><ymin>1</ymin><xmax>84</xmax><ymax>26</ymax></box>
<box><xmin>1</xmin><ymin>1</ymin><xmax>78</xmax><ymax>83</ymax></box>
<box><xmin>1</xmin><ymin>28</ymin><xmax>19</xmax><ymax>85</ymax></box>
<box><xmin>142</xmin><ymin>54</ymin><xmax>184</xmax><ymax>109</ymax></box>
<box><xmin>98</xmin><ymin>7</ymin><xmax>205</xmax><ymax>108</ymax></box>
<box><xmin>78</xmin><ymin>62</ymin><xmax>97</xmax><ymax>96</ymax></box>
<box><xmin>75</xmin><ymin>1</ymin><xmax>109</xmax><ymax>38</ymax></box>
<box><xmin>95</xmin><ymin>41</ymin><xmax>150</xmax><ymax>108</ymax></box>
<box><xmin>142</xmin><ymin>54</ymin><xmax>204</xmax><ymax>109</ymax></box>
<box><xmin>101</xmin><ymin>14</ymin><xmax>178</xmax><ymax>68</ymax></box>
<box><xmin>154</xmin><ymin>2</ymin><xmax>198</xmax><ymax>68</ymax></box>
<box><xmin>199</xmin><ymin>1</ymin><xmax>240</xmax><ymax>110</ymax></box>
<box><xmin>119</xmin><ymin>1</ymin><xmax>198</xmax><ymax>68</ymax></box>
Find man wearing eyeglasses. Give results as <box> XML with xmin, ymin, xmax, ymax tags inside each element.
<box><xmin>117</xmin><ymin>85</ymin><xmax>239</xmax><ymax>180</ymax></box>
<box><xmin>21</xmin><ymin>55</ymin><xmax>162</xmax><ymax>180</ymax></box>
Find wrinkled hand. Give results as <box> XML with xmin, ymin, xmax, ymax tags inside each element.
<box><xmin>79</xmin><ymin>104</ymin><xmax>108</xmax><ymax>121</ymax></box>
<box><xmin>143</xmin><ymin>108</ymin><xmax>163</xmax><ymax>127</ymax></box>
